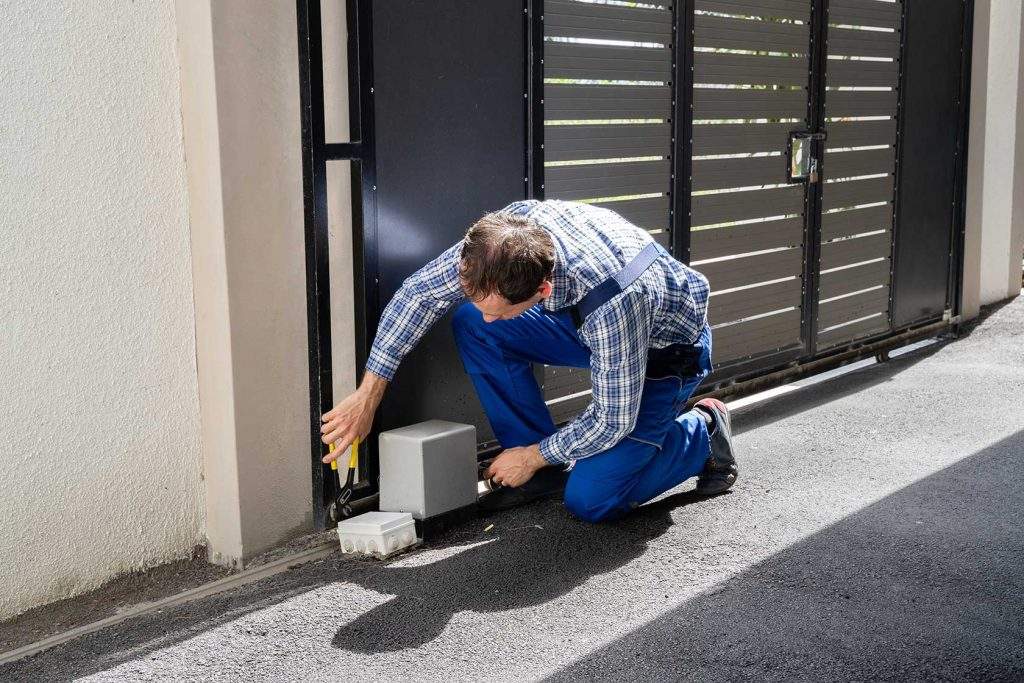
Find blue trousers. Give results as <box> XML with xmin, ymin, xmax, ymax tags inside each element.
<box><xmin>451</xmin><ymin>301</ymin><xmax>713</xmax><ymax>523</ymax></box>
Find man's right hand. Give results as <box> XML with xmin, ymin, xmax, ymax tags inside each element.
<box><xmin>320</xmin><ymin>371</ymin><xmax>388</xmax><ymax>463</ymax></box>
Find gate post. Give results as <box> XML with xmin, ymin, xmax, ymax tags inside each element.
<box><xmin>175</xmin><ymin>0</ymin><xmax>318</xmax><ymax>565</ymax></box>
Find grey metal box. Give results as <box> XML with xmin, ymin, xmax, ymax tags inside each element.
<box><xmin>378</xmin><ymin>420</ymin><xmax>477</xmax><ymax>520</ymax></box>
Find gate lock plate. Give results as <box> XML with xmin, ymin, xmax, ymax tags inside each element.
<box><xmin>788</xmin><ymin>131</ymin><xmax>827</xmax><ymax>183</ymax></box>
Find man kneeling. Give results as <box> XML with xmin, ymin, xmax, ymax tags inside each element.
<box><xmin>320</xmin><ymin>199</ymin><xmax>738</xmax><ymax>522</ymax></box>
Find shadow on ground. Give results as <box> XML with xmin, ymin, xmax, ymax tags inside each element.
<box><xmin>550</xmin><ymin>430</ymin><xmax>1024</xmax><ymax>681</ymax></box>
<box><xmin>331</xmin><ymin>491</ymin><xmax>719</xmax><ymax>653</ymax></box>
<box><xmin>2</xmin><ymin>489</ymin><xmax>728</xmax><ymax>680</ymax></box>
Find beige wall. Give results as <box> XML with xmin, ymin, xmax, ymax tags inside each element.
<box><xmin>963</xmin><ymin>0</ymin><xmax>1024</xmax><ymax>319</ymax></box>
<box><xmin>175</xmin><ymin>0</ymin><xmax>320</xmax><ymax>566</ymax></box>
<box><xmin>0</xmin><ymin>1</ymin><xmax>203</xmax><ymax>619</ymax></box>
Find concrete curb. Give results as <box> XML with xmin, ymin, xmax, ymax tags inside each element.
<box><xmin>0</xmin><ymin>542</ymin><xmax>337</xmax><ymax>666</ymax></box>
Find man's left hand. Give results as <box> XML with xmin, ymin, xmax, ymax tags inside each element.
<box><xmin>485</xmin><ymin>443</ymin><xmax>547</xmax><ymax>488</ymax></box>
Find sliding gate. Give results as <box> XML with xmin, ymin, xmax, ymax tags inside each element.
<box><xmin>298</xmin><ymin>0</ymin><xmax>971</xmax><ymax>514</ymax></box>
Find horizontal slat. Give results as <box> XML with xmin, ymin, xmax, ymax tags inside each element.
<box><xmin>545</xmin><ymin>123</ymin><xmax>670</xmax><ymax>161</ymax></box>
<box><xmin>691</xmin><ymin>217</ymin><xmax>804</xmax><ymax>260</ymax></box>
<box><xmin>821</xmin><ymin>176</ymin><xmax>893</xmax><ymax>210</ymax></box>
<box><xmin>826</xmin><ymin>119</ymin><xmax>898</xmax><ymax>148</ymax></box>
<box><xmin>694</xmin><ymin>88</ymin><xmax>808</xmax><ymax>119</ymax></box>
<box><xmin>651</xmin><ymin>229</ymin><xmax>672</xmax><ymax>248</ymax></box>
<box><xmin>817</xmin><ymin>312</ymin><xmax>889</xmax><ymax>348</ymax></box>
<box><xmin>827</xmin><ymin>26</ymin><xmax>901</xmax><ymax>59</ymax></box>
<box><xmin>692</xmin><ymin>185</ymin><xmax>805</xmax><ymax>225</ymax></box>
<box><xmin>545</xmin><ymin>160</ymin><xmax>671</xmax><ymax>200</ymax></box>
<box><xmin>821</xmin><ymin>204</ymin><xmax>893</xmax><ymax>241</ymax></box>
<box><xmin>825</xmin><ymin>147</ymin><xmax>895</xmax><ymax>179</ymax></box>
<box><xmin>709</xmin><ymin>277</ymin><xmax>802</xmax><ymax>326</ymax></box>
<box><xmin>591</xmin><ymin>196</ymin><xmax>670</xmax><ymax>231</ymax></box>
<box><xmin>694</xmin><ymin>52</ymin><xmax>809</xmax><ymax>87</ymax></box>
<box><xmin>827</xmin><ymin>57</ymin><xmax>899</xmax><ymax>88</ymax></box>
<box><xmin>545</xmin><ymin>42</ymin><xmax>672</xmax><ymax>82</ymax></box>
<box><xmin>818</xmin><ymin>258</ymin><xmax>891</xmax><ymax>299</ymax></box>
<box><xmin>825</xmin><ymin>90</ymin><xmax>898</xmax><ymax>118</ymax></box>
<box><xmin>549</xmin><ymin>393</ymin><xmax>591</xmax><ymax>425</ymax></box>
<box><xmin>546</xmin><ymin>0</ymin><xmax>673</xmax><ymax>43</ymax></box>
<box><xmin>818</xmin><ymin>286</ymin><xmax>890</xmax><ymax>328</ymax></box>
<box><xmin>698</xmin><ymin>247</ymin><xmax>804</xmax><ymax>291</ymax></box>
<box><xmin>693</xmin><ymin>154</ymin><xmax>789</xmax><ymax>191</ymax></box>
<box><xmin>696</xmin><ymin>0</ymin><xmax>810</xmax><ymax>21</ymax></box>
<box><xmin>829</xmin><ymin>0</ymin><xmax>902</xmax><ymax>30</ymax></box>
<box><xmin>543</xmin><ymin>365</ymin><xmax>591</xmax><ymax>400</ymax></box>
<box><xmin>713</xmin><ymin>309</ymin><xmax>803</xmax><ymax>364</ymax></box>
<box><xmin>693</xmin><ymin>122</ymin><xmax>793</xmax><ymax>155</ymax></box>
<box><xmin>546</xmin><ymin>85</ymin><xmax>672</xmax><ymax>119</ymax></box>
<box><xmin>820</xmin><ymin>231</ymin><xmax>892</xmax><ymax>270</ymax></box>
<box><xmin>695</xmin><ymin>14</ymin><xmax>809</xmax><ymax>53</ymax></box>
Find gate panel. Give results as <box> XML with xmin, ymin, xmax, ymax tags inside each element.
<box><xmin>370</xmin><ymin>0</ymin><xmax>527</xmax><ymax>444</ymax></box>
<box><xmin>891</xmin><ymin>0</ymin><xmax>967</xmax><ymax>325</ymax></box>
<box><xmin>816</xmin><ymin>0</ymin><xmax>904</xmax><ymax>348</ymax></box>
<box><xmin>690</xmin><ymin>0</ymin><xmax>812</xmax><ymax>367</ymax></box>
<box><xmin>542</xmin><ymin>0</ymin><xmax>675</xmax><ymax>416</ymax></box>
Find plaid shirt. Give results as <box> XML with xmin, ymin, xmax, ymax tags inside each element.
<box><xmin>366</xmin><ymin>199</ymin><xmax>710</xmax><ymax>465</ymax></box>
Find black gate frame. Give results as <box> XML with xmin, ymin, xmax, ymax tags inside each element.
<box><xmin>297</xmin><ymin>0</ymin><xmax>377</xmax><ymax>528</ymax></box>
<box><xmin>298</xmin><ymin>0</ymin><xmax>974</xmax><ymax>528</ymax></box>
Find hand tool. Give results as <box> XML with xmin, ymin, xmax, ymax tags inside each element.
<box><xmin>327</xmin><ymin>437</ymin><xmax>360</xmax><ymax>523</ymax></box>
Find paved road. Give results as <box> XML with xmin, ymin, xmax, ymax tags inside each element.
<box><xmin>5</xmin><ymin>297</ymin><xmax>1024</xmax><ymax>681</ymax></box>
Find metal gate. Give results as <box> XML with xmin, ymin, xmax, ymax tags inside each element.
<box><xmin>298</xmin><ymin>0</ymin><xmax>972</xmax><ymax>517</ymax></box>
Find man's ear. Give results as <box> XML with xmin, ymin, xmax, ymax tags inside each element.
<box><xmin>537</xmin><ymin>280</ymin><xmax>553</xmax><ymax>299</ymax></box>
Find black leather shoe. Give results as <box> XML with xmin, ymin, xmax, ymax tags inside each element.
<box><xmin>694</xmin><ymin>398</ymin><xmax>739</xmax><ymax>495</ymax></box>
<box><xmin>478</xmin><ymin>465</ymin><xmax>570</xmax><ymax>514</ymax></box>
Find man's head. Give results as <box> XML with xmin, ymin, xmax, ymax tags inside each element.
<box><xmin>459</xmin><ymin>212</ymin><xmax>555</xmax><ymax>322</ymax></box>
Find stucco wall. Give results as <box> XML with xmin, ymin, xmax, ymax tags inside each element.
<box><xmin>965</xmin><ymin>0</ymin><xmax>1024</xmax><ymax>314</ymax></box>
<box><xmin>175</xmin><ymin>0</ymin><xmax>315</xmax><ymax>566</ymax></box>
<box><xmin>979</xmin><ymin>1</ymin><xmax>1023</xmax><ymax>303</ymax></box>
<box><xmin>0</xmin><ymin>1</ymin><xmax>203</xmax><ymax>619</ymax></box>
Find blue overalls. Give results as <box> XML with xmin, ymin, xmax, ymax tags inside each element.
<box><xmin>452</xmin><ymin>242</ymin><xmax>714</xmax><ymax>523</ymax></box>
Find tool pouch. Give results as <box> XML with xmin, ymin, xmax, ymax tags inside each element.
<box><xmin>646</xmin><ymin>337</ymin><xmax>704</xmax><ymax>381</ymax></box>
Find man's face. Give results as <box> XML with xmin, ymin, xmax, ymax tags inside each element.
<box><xmin>470</xmin><ymin>281</ymin><xmax>553</xmax><ymax>323</ymax></box>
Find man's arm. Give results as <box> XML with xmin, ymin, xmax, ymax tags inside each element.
<box><xmin>538</xmin><ymin>290</ymin><xmax>654</xmax><ymax>465</ymax></box>
<box><xmin>321</xmin><ymin>240</ymin><xmax>464</xmax><ymax>460</ymax></box>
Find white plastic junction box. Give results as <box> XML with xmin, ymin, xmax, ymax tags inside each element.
<box><xmin>336</xmin><ymin>511</ymin><xmax>418</xmax><ymax>558</ymax></box>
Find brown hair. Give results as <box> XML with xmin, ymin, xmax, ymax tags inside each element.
<box><xmin>459</xmin><ymin>212</ymin><xmax>555</xmax><ymax>304</ymax></box>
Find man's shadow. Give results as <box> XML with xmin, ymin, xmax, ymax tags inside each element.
<box><xmin>332</xmin><ymin>491</ymin><xmax>712</xmax><ymax>653</ymax></box>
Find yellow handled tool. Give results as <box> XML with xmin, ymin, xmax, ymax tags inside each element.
<box><xmin>327</xmin><ymin>437</ymin><xmax>360</xmax><ymax>523</ymax></box>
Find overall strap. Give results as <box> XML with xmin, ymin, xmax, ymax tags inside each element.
<box><xmin>554</xmin><ymin>241</ymin><xmax>665</xmax><ymax>328</ymax></box>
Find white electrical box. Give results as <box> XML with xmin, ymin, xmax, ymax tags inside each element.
<box><xmin>336</xmin><ymin>511</ymin><xmax>417</xmax><ymax>558</ymax></box>
<box><xmin>379</xmin><ymin>420</ymin><xmax>477</xmax><ymax>520</ymax></box>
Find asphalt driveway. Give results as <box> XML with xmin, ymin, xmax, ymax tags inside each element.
<box><xmin>4</xmin><ymin>296</ymin><xmax>1023</xmax><ymax>681</ymax></box>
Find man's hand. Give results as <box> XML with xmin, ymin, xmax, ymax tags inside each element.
<box><xmin>484</xmin><ymin>443</ymin><xmax>547</xmax><ymax>488</ymax></box>
<box><xmin>320</xmin><ymin>372</ymin><xmax>388</xmax><ymax>463</ymax></box>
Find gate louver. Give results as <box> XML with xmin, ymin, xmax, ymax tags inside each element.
<box><xmin>690</xmin><ymin>0</ymin><xmax>811</xmax><ymax>366</ymax></box>
<box><xmin>816</xmin><ymin>0</ymin><xmax>902</xmax><ymax>349</ymax></box>
<box><xmin>542</xmin><ymin>0</ymin><xmax>676</xmax><ymax>425</ymax></box>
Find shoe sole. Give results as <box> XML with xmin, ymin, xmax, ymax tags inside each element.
<box><xmin>695</xmin><ymin>468</ymin><xmax>738</xmax><ymax>496</ymax></box>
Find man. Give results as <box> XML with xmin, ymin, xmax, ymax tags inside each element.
<box><xmin>320</xmin><ymin>199</ymin><xmax>738</xmax><ymax>522</ymax></box>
